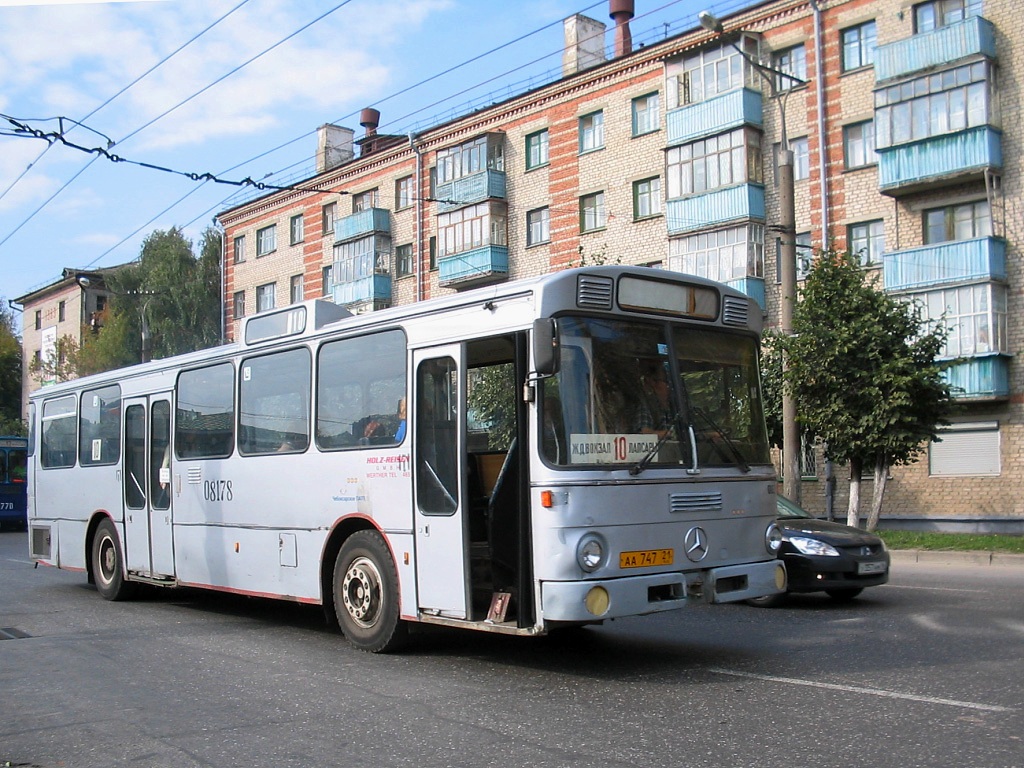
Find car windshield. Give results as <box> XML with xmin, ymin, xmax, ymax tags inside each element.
<box><xmin>540</xmin><ymin>316</ymin><xmax>770</xmax><ymax>469</ymax></box>
<box><xmin>776</xmin><ymin>495</ymin><xmax>813</xmax><ymax>518</ymax></box>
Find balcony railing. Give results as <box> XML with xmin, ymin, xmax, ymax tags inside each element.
<box><xmin>666</xmin><ymin>184</ymin><xmax>765</xmax><ymax>235</ymax></box>
<box><xmin>883</xmin><ymin>236</ymin><xmax>1006</xmax><ymax>292</ymax></box>
<box><xmin>434</xmin><ymin>170</ymin><xmax>507</xmax><ymax>214</ymax></box>
<box><xmin>666</xmin><ymin>88</ymin><xmax>763</xmax><ymax>147</ymax></box>
<box><xmin>332</xmin><ymin>274</ymin><xmax>392</xmax><ymax>307</ymax></box>
<box><xmin>877</xmin><ymin>126</ymin><xmax>1001</xmax><ymax>196</ymax></box>
<box><xmin>943</xmin><ymin>355</ymin><xmax>1009</xmax><ymax>400</ymax></box>
<box><xmin>438</xmin><ymin>245</ymin><xmax>508</xmax><ymax>288</ymax></box>
<box><xmin>334</xmin><ymin>208</ymin><xmax>391</xmax><ymax>243</ymax></box>
<box><xmin>875</xmin><ymin>16</ymin><xmax>996</xmax><ymax>83</ymax></box>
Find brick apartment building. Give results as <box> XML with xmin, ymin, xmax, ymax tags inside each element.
<box><xmin>19</xmin><ymin>0</ymin><xmax>1017</xmax><ymax>530</ymax></box>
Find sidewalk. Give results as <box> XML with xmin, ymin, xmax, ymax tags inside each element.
<box><xmin>890</xmin><ymin>549</ymin><xmax>1024</xmax><ymax>567</ymax></box>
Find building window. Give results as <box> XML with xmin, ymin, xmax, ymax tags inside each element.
<box><xmin>289</xmin><ymin>215</ymin><xmax>304</xmax><ymax>245</ymax></box>
<box><xmin>924</xmin><ymin>200</ymin><xmax>991</xmax><ymax>244</ymax></box>
<box><xmin>914</xmin><ymin>0</ymin><xmax>982</xmax><ymax>33</ymax></box>
<box><xmin>929</xmin><ymin>422</ymin><xmax>999</xmax><ymax>476</ymax></box>
<box><xmin>353</xmin><ymin>188</ymin><xmax>379</xmax><ymax>213</ymax></box>
<box><xmin>792</xmin><ymin>137</ymin><xmax>809</xmax><ymax>180</ymax></box>
<box><xmin>848</xmin><ymin>220</ymin><xmax>885</xmax><ymax>266</ymax></box>
<box><xmin>437</xmin><ymin>201</ymin><xmax>508</xmax><ymax>257</ymax></box>
<box><xmin>875</xmin><ymin>61</ymin><xmax>992</xmax><ymax>149</ymax></box>
<box><xmin>843</xmin><ymin>121</ymin><xmax>877</xmax><ymax>169</ymax></box>
<box><xmin>58</xmin><ymin>300</ymin><xmax>66</xmax><ymax>322</ymax></box>
<box><xmin>841</xmin><ymin>20</ymin><xmax>876</xmax><ymax>71</ymax></box>
<box><xmin>256</xmin><ymin>225</ymin><xmax>276</xmax><ymax>257</ymax></box>
<box><xmin>578</xmin><ymin>111</ymin><xmax>604</xmax><ymax>153</ymax></box>
<box><xmin>776</xmin><ymin>232</ymin><xmax>813</xmax><ymax>282</ymax></box>
<box><xmin>669</xmin><ymin>224</ymin><xmax>764</xmax><ymax>282</ymax></box>
<box><xmin>579</xmin><ymin>192</ymin><xmax>606</xmax><ymax>233</ymax></box>
<box><xmin>632</xmin><ymin>177</ymin><xmax>662</xmax><ymax>220</ymax></box>
<box><xmin>526</xmin><ymin>207</ymin><xmax>550</xmax><ymax>246</ymax></box>
<box><xmin>290</xmin><ymin>274</ymin><xmax>304</xmax><ymax>304</ymax></box>
<box><xmin>34</xmin><ymin>310</ymin><xmax>41</xmax><ymax>330</ymax></box>
<box><xmin>322</xmin><ymin>265</ymin><xmax>332</xmax><ymax>297</ymax></box>
<box><xmin>395</xmin><ymin>176</ymin><xmax>414</xmax><ymax>209</ymax></box>
<box><xmin>675</xmin><ymin>39</ymin><xmax>759</xmax><ymax>105</ymax></box>
<box><xmin>632</xmin><ymin>92</ymin><xmax>660</xmax><ymax>136</ymax></box>
<box><xmin>920</xmin><ymin>283</ymin><xmax>1006</xmax><ymax>358</ymax></box>
<box><xmin>429</xmin><ymin>236</ymin><xmax>437</xmax><ymax>270</ymax></box>
<box><xmin>395</xmin><ymin>244</ymin><xmax>413</xmax><ymax>277</ymax></box>
<box><xmin>322</xmin><ymin>202</ymin><xmax>337</xmax><ymax>237</ymax></box>
<box><xmin>256</xmin><ymin>283</ymin><xmax>276</xmax><ymax>312</ymax></box>
<box><xmin>233</xmin><ymin>290</ymin><xmax>245</xmax><ymax>320</ymax></box>
<box><xmin>772</xmin><ymin>44</ymin><xmax>807</xmax><ymax>91</ymax></box>
<box><xmin>525</xmin><ymin>129</ymin><xmax>549</xmax><ymax>170</ymax></box>
<box><xmin>233</xmin><ymin>235</ymin><xmax>245</xmax><ymax>264</ymax></box>
<box><xmin>667</xmin><ymin>127</ymin><xmax>762</xmax><ymax>198</ymax></box>
<box><xmin>437</xmin><ymin>135</ymin><xmax>504</xmax><ymax>185</ymax></box>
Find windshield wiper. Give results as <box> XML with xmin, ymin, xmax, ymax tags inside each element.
<box><xmin>692</xmin><ymin>406</ymin><xmax>751</xmax><ymax>473</ymax></box>
<box><xmin>628</xmin><ymin>414</ymin><xmax>689</xmax><ymax>476</ymax></box>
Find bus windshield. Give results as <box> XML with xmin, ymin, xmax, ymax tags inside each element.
<box><xmin>541</xmin><ymin>316</ymin><xmax>770</xmax><ymax>469</ymax></box>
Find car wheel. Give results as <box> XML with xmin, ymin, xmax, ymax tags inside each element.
<box><xmin>746</xmin><ymin>591</ymin><xmax>787</xmax><ymax>608</ymax></box>
<box><xmin>825</xmin><ymin>587</ymin><xmax>864</xmax><ymax>602</ymax></box>
<box><xmin>333</xmin><ymin>530</ymin><xmax>408</xmax><ymax>653</ymax></box>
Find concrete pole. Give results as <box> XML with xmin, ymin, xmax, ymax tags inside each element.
<box><xmin>778</xmin><ymin>149</ymin><xmax>801</xmax><ymax>505</ymax></box>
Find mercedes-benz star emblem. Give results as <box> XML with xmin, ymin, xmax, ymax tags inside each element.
<box><xmin>684</xmin><ymin>526</ymin><xmax>709</xmax><ymax>562</ymax></box>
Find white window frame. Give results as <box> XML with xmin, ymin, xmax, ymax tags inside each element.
<box><xmin>848</xmin><ymin>220</ymin><xmax>885</xmax><ymax>266</ymax></box>
<box><xmin>256</xmin><ymin>225</ymin><xmax>276</xmax><ymax>257</ymax></box>
<box><xmin>527</xmin><ymin>207</ymin><xmax>550</xmax><ymax>246</ymax></box>
<box><xmin>526</xmin><ymin>129</ymin><xmax>549</xmax><ymax>169</ymax></box>
<box><xmin>256</xmin><ymin>283</ymin><xmax>276</xmax><ymax>312</ymax></box>
<box><xmin>631</xmin><ymin>92</ymin><xmax>660</xmax><ymax>136</ymax></box>
<box><xmin>579</xmin><ymin>192</ymin><xmax>606</xmax><ymax>233</ymax></box>
<box><xmin>668</xmin><ymin>224</ymin><xmax>765</xmax><ymax>282</ymax></box>
<box><xmin>578</xmin><ymin>111</ymin><xmax>604</xmax><ymax>153</ymax></box>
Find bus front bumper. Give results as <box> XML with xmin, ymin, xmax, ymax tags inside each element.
<box><xmin>540</xmin><ymin>560</ymin><xmax>786</xmax><ymax>622</ymax></box>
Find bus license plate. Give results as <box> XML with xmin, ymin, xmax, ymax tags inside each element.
<box><xmin>619</xmin><ymin>549</ymin><xmax>674</xmax><ymax>568</ymax></box>
<box><xmin>858</xmin><ymin>561</ymin><xmax>887</xmax><ymax>575</ymax></box>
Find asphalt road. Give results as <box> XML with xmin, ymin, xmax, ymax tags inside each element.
<box><xmin>2</xmin><ymin>530</ymin><xmax>1021</xmax><ymax>768</ymax></box>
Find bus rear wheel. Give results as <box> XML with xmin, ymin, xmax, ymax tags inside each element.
<box><xmin>91</xmin><ymin>518</ymin><xmax>136</xmax><ymax>601</ymax></box>
<box><xmin>333</xmin><ymin>530</ymin><xmax>407</xmax><ymax>653</ymax></box>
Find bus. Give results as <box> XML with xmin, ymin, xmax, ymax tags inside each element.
<box><xmin>26</xmin><ymin>266</ymin><xmax>785</xmax><ymax>652</ymax></box>
<box><xmin>1</xmin><ymin>436</ymin><xmax>27</xmax><ymax>530</ymax></box>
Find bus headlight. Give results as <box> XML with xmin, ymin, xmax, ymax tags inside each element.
<box><xmin>576</xmin><ymin>533</ymin><xmax>606</xmax><ymax>572</ymax></box>
<box><xmin>765</xmin><ymin>523</ymin><xmax>783</xmax><ymax>554</ymax></box>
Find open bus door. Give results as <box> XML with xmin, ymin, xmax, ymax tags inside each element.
<box><xmin>412</xmin><ymin>346</ymin><xmax>468</xmax><ymax>618</ymax></box>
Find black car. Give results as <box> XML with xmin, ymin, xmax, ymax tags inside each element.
<box><xmin>749</xmin><ymin>495</ymin><xmax>890</xmax><ymax>607</ymax></box>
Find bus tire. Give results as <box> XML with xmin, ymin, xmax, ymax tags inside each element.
<box><xmin>91</xmin><ymin>518</ymin><xmax>136</xmax><ymax>601</ymax></box>
<box><xmin>333</xmin><ymin>530</ymin><xmax>407</xmax><ymax>653</ymax></box>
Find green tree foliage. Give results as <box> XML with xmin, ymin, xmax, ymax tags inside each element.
<box><xmin>79</xmin><ymin>226</ymin><xmax>222</xmax><ymax>373</ymax></box>
<box><xmin>759</xmin><ymin>332</ymin><xmax>784</xmax><ymax>450</ymax></box>
<box><xmin>0</xmin><ymin>300</ymin><xmax>25</xmax><ymax>434</ymax></box>
<box><xmin>775</xmin><ymin>249</ymin><xmax>953</xmax><ymax>530</ymax></box>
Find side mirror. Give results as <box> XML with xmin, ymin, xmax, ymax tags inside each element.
<box><xmin>532</xmin><ymin>318</ymin><xmax>559</xmax><ymax>376</ymax></box>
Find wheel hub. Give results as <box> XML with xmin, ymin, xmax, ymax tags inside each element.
<box><xmin>342</xmin><ymin>556</ymin><xmax>382</xmax><ymax>628</ymax></box>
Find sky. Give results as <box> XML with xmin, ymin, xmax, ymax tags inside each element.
<box><xmin>0</xmin><ymin>0</ymin><xmax>747</xmax><ymax>327</ymax></box>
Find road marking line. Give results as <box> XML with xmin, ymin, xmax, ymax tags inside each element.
<box><xmin>888</xmin><ymin>585</ymin><xmax>986</xmax><ymax>593</ymax></box>
<box><xmin>708</xmin><ymin>667</ymin><xmax>1014</xmax><ymax>713</ymax></box>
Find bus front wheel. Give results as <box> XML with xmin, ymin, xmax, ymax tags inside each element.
<box><xmin>91</xmin><ymin>518</ymin><xmax>136</xmax><ymax>601</ymax></box>
<box><xmin>333</xmin><ymin>530</ymin><xmax>407</xmax><ymax>653</ymax></box>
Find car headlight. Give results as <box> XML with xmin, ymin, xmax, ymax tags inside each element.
<box><xmin>790</xmin><ymin>536</ymin><xmax>840</xmax><ymax>557</ymax></box>
<box><xmin>765</xmin><ymin>523</ymin><xmax>783</xmax><ymax>554</ymax></box>
<box><xmin>576</xmin><ymin>533</ymin><xmax>606</xmax><ymax>572</ymax></box>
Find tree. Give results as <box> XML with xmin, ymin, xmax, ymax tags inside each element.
<box><xmin>79</xmin><ymin>226</ymin><xmax>222</xmax><ymax>373</ymax></box>
<box><xmin>775</xmin><ymin>249</ymin><xmax>953</xmax><ymax>530</ymax></box>
<box><xmin>0</xmin><ymin>300</ymin><xmax>25</xmax><ymax>434</ymax></box>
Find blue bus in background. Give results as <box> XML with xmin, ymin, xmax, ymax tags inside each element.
<box><xmin>0</xmin><ymin>436</ymin><xmax>28</xmax><ymax>530</ymax></box>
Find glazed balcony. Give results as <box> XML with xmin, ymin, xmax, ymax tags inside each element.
<box><xmin>334</xmin><ymin>208</ymin><xmax>391</xmax><ymax>243</ymax></box>
<box><xmin>437</xmin><ymin>245</ymin><xmax>508</xmax><ymax>288</ymax></box>
<box><xmin>333</xmin><ymin>274</ymin><xmax>392</xmax><ymax>308</ymax></box>
<box><xmin>874</xmin><ymin>16</ymin><xmax>996</xmax><ymax>83</ymax></box>
<box><xmin>434</xmin><ymin>170</ymin><xmax>507</xmax><ymax>214</ymax></box>
<box><xmin>943</xmin><ymin>356</ymin><xmax>1009</xmax><ymax>400</ymax></box>
<box><xmin>877</xmin><ymin>126</ymin><xmax>1001</xmax><ymax>196</ymax></box>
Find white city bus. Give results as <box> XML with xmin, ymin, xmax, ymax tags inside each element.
<box><xmin>26</xmin><ymin>266</ymin><xmax>785</xmax><ymax>652</ymax></box>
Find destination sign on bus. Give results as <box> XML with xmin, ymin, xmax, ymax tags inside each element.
<box><xmin>569</xmin><ymin>434</ymin><xmax>659</xmax><ymax>464</ymax></box>
<box><xmin>617</xmin><ymin>275</ymin><xmax>718</xmax><ymax>320</ymax></box>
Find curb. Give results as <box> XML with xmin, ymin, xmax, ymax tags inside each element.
<box><xmin>890</xmin><ymin>549</ymin><xmax>1024</xmax><ymax>567</ymax></box>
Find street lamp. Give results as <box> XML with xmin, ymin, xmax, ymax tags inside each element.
<box><xmin>77</xmin><ymin>276</ymin><xmax>159</xmax><ymax>363</ymax></box>
<box><xmin>698</xmin><ymin>10</ymin><xmax>806</xmax><ymax>504</ymax></box>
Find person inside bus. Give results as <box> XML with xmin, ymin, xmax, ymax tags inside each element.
<box><xmin>394</xmin><ymin>397</ymin><xmax>407</xmax><ymax>442</ymax></box>
<box><xmin>630</xmin><ymin>361</ymin><xmax>674</xmax><ymax>439</ymax></box>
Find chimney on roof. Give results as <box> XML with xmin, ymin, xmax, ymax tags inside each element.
<box><xmin>316</xmin><ymin>124</ymin><xmax>355</xmax><ymax>173</ymax></box>
<box><xmin>360</xmin><ymin>108</ymin><xmax>381</xmax><ymax>156</ymax></box>
<box><xmin>562</xmin><ymin>14</ymin><xmax>606</xmax><ymax>76</ymax></box>
<box><xmin>610</xmin><ymin>0</ymin><xmax>634</xmax><ymax>57</ymax></box>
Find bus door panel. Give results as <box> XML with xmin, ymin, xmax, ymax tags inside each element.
<box><xmin>412</xmin><ymin>346</ymin><xmax>469</xmax><ymax>618</ymax></box>
<box><xmin>123</xmin><ymin>399</ymin><xmax>151</xmax><ymax>575</ymax></box>
<box><xmin>148</xmin><ymin>396</ymin><xmax>174</xmax><ymax>577</ymax></box>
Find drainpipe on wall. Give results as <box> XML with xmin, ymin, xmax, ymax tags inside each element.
<box><xmin>214</xmin><ymin>219</ymin><xmax>226</xmax><ymax>344</ymax></box>
<box><xmin>810</xmin><ymin>0</ymin><xmax>829</xmax><ymax>245</ymax></box>
<box><xmin>409</xmin><ymin>132</ymin><xmax>424</xmax><ymax>304</ymax></box>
